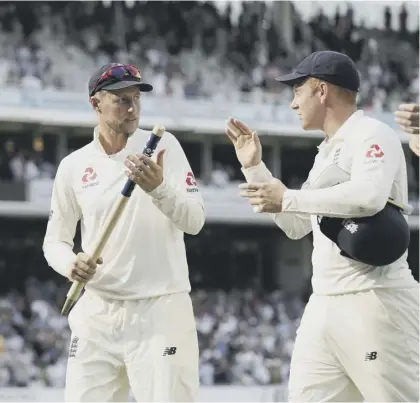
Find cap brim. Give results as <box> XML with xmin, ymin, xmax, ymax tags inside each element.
<box><xmin>101</xmin><ymin>80</ymin><xmax>153</xmax><ymax>92</ymax></box>
<box><xmin>274</xmin><ymin>72</ymin><xmax>308</xmax><ymax>87</ymax></box>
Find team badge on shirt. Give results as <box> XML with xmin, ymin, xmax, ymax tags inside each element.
<box><xmin>82</xmin><ymin>167</ymin><xmax>99</xmax><ymax>189</ymax></box>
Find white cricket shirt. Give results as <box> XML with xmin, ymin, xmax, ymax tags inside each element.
<box><xmin>43</xmin><ymin>127</ymin><xmax>205</xmax><ymax>300</ymax></box>
<box><xmin>243</xmin><ymin>110</ymin><xmax>418</xmax><ymax>295</ymax></box>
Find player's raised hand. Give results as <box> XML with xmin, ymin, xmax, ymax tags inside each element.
<box><xmin>225</xmin><ymin>117</ymin><xmax>262</xmax><ymax>168</ymax></box>
<box><xmin>395</xmin><ymin>103</ymin><xmax>419</xmax><ymax>135</ymax></box>
<box><xmin>125</xmin><ymin>149</ymin><xmax>166</xmax><ymax>192</ymax></box>
<box><xmin>68</xmin><ymin>252</ymin><xmax>102</xmax><ymax>283</ymax></box>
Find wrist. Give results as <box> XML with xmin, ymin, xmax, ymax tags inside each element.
<box><xmin>242</xmin><ymin>160</ymin><xmax>261</xmax><ymax>169</ymax></box>
<box><xmin>148</xmin><ymin>178</ymin><xmax>168</xmax><ymax>199</ymax></box>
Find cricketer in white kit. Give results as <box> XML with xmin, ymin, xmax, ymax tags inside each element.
<box><xmin>226</xmin><ymin>51</ymin><xmax>419</xmax><ymax>402</ymax></box>
<box><xmin>43</xmin><ymin>63</ymin><xmax>205</xmax><ymax>402</ymax></box>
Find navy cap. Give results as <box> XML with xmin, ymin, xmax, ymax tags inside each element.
<box><xmin>275</xmin><ymin>51</ymin><xmax>360</xmax><ymax>92</ymax></box>
<box><xmin>319</xmin><ymin>202</ymin><xmax>410</xmax><ymax>266</ymax></box>
<box><xmin>88</xmin><ymin>63</ymin><xmax>153</xmax><ymax>97</ymax></box>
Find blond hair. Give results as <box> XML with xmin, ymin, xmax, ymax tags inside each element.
<box><xmin>307</xmin><ymin>77</ymin><xmax>357</xmax><ymax>104</ymax></box>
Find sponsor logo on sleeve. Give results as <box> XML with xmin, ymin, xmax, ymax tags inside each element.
<box><xmin>365</xmin><ymin>144</ymin><xmax>384</xmax><ymax>159</ymax></box>
<box><xmin>185</xmin><ymin>172</ymin><xmax>199</xmax><ymax>193</ymax></box>
<box><xmin>364</xmin><ymin>144</ymin><xmax>385</xmax><ymax>164</ymax></box>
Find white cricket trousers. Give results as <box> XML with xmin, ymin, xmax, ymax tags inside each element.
<box><xmin>65</xmin><ymin>290</ymin><xmax>199</xmax><ymax>402</ymax></box>
<box><xmin>288</xmin><ymin>287</ymin><xmax>419</xmax><ymax>402</ymax></box>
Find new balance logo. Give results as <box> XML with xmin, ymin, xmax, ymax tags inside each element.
<box><xmin>69</xmin><ymin>336</ymin><xmax>79</xmax><ymax>358</ymax></box>
<box><xmin>163</xmin><ymin>347</ymin><xmax>177</xmax><ymax>356</ymax></box>
<box><xmin>365</xmin><ymin>351</ymin><xmax>377</xmax><ymax>361</ymax></box>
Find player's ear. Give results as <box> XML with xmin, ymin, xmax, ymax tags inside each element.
<box><xmin>90</xmin><ymin>96</ymin><xmax>101</xmax><ymax>112</ymax></box>
<box><xmin>319</xmin><ymin>82</ymin><xmax>328</xmax><ymax>104</ymax></box>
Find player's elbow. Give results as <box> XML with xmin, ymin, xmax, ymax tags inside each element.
<box><xmin>184</xmin><ymin>206</ymin><xmax>205</xmax><ymax>235</ymax></box>
<box><xmin>285</xmin><ymin>231</ymin><xmax>306</xmax><ymax>240</ymax></box>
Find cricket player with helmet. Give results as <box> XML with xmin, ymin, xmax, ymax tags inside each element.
<box><xmin>43</xmin><ymin>63</ymin><xmax>205</xmax><ymax>402</ymax></box>
<box><xmin>226</xmin><ymin>51</ymin><xmax>419</xmax><ymax>401</ymax></box>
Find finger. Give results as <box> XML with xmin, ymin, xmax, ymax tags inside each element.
<box><xmin>409</xmin><ymin>137</ymin><xmax>420</xmax><ymax>156</ymax></box>
<box><xmin>225</xmin><ymin>127</ymin><xmax>238</xmax><ymax>144</ymax></box>
<box><xmin>124</xmin><ymin>159</ymin><xmax>137</xmax><ymax>171</ymax></box>
<box><xmin>253</xmin><ymin>205</ymin><xmax>263</xmax><ymax>213</ymax></box>
<box><xmin>400</xmin><ymin>125</ymin><xmax>420</xmax><ymax>135</ymax></box>
<box><xmin>394</xmin><ymin>110</ymin><xmax>419</xmax><ymax>121</ymax></box>
<box><xmin>137</xmin><ymin>154</ymin><xmax>159</xmax><ymax>171</ymax></box>
<box><xmin>71</xmin><ymin>274</ymin><xmax>89</xmax><ymax>283</ymax></box>
<box><xmin>74</xmin><ymin>268</ymin><xmax>92</xmax><ymax>281</ymax></box>
<box><xmin>239</xmin><ymin>183</ymin><xmax>263</xmax><ymax>191</ymax></box>
<box><xmin>239</xmin><ymin>190</ymin><xmax>261</xmax><ymax>198</ymax></box>
<box><xmin>231</xmin><ymin>118</ymin><xmax>253</xmax><ymax>136</ymax></box>
<box><xmin>227</xmin><ymin>121</ymin><xmax>242</xmax><ymax>137</ymax></box>
<box><xmin>125</xmin><ymin>171</ymin><xmax>140</xmax><ymax>183</ymax></box>
<box><xmin>247</xmin><ymin>197</ymin><xmax>264</xmax><ymax>206</ymax></box>
<box><xmin>126</xmin><ymin>171</ymin><xmax>151</xmax><ymax>186</ymax></box>
<box><xmin>156</xmin><ymin>149</ymin><xmax>166</xmax><ymax>167</ymax></box>
<box><xmin>395</xmin><ymin>117</ymin><xmax>415</xmax><ymax>126</ymax></box>
<box><xmin>126</xmin><ymin>154</ymin><xmax>142</xmax><ymax>167</ymax></box>
<box><xmin>96</xmin><ymin>257</ymin><xmax>103</xmax><ymax>265</ymax></box>
<box><xmin>86</xmin><ymin>257</ymin><xmax>98</xmax><ymax>269</ymax></box>
<box><xmin>138</xmin><ymin>168</ymin><xmax>154</xmax><ymax>181</ymax></box>
<box><xmin>227</xmin><ymin>120</ymin><xmax>251</xmax><ymax>139</ymax></box>
<box><xmin>251</xmin><ymin>131</ymin><xmax>261</xmax><ymax>146</ymax></box>
<box><xmin>397</xmin><ymin>104</ymin><xmax>419</xmax><ymax>113</ymax></box>
<box><xmin>75</xmin><ymin>260</ymin><xmax>90</xmax><ymax>271</ymax></box>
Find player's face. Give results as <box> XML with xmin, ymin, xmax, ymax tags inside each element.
<box><xmin>290</xmin><ymin>80</ymin><xmax>325</xmax><ymax>131</ymax></box>
<box><xmin>100</xmin><ymin>87</ymin><xmax>141</xmax><ymax>135</ymax></box>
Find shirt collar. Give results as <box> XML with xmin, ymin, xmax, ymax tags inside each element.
<box><xmin>92</xmin><ymin>126</ymin><xmax>138</xmax><ymax>157</ymax></box>
<box><xmin>318</xmin><ymin>110</ymin><xmax>364</xmax><ymax>150</ymax></box>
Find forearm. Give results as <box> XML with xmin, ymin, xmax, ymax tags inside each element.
<box><xmin>272</xmin><ymin>212</ymin><xmax>312</xmax><ymax>240</ymax></box>
<box><xmin>43</xmin><ymin>240</ymin><xmax>76</xmax><ymax>278</ymax></box>
<box><xmin>148</xmin><ymin>180</ymin><xmax>205</xmax><ymax>235</ymax></box>
<box><xmin>282</xmin><ymin>179</ymin><xmax>388</xmax><ymax>218</ymax></box>
<box><xmin>241</xmin><ymin>161</ymin><xmax>274</xmax><ymax>183</ymax></box>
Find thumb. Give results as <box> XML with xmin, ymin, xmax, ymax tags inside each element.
<box><xmin>251</xmin><ymin>131</ymin><xmax>261</xmax><ymax>146</ymax></box>
<box><xmin>96</xmin><ymin>257</ymin><xmax>103</xmax><ymax>265</ymax></box>
<box><xmin>156</xmin><ymin>149</ymin><xmax>166</xmax><ymax>167</ymax></box>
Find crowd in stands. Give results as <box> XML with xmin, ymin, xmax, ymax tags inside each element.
<box><xmin>0</xmin><ymin>277</ymin><xmax>303</xmax><ymax>387</ymax></box>
<box><xmin>0</xmin><ymin>1</ymin><xmax>418</xmax><ymax>112</ymax></box>
<box><xmin>0</xmin><ymin>217</ymin><xmax>306</xmax><ymax>387</ymax></box>
<box><xmin>0</xmin><ymin>139</ymin><xmax>55</xmax><ymax>182</ymax></box>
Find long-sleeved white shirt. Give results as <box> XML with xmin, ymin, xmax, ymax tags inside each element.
<box><xmin>242</xmin><ymin>110</ymin><xmax>417</xmax><ymax>295</ymax></box>
<box><xmin>43</xmin><ymin>127</ymin><xmax>205</xmax><ymax>300</ymax></box>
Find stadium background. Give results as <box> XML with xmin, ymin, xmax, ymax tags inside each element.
<box><xmin>0</xmin><ymin>0</ymin><xmax>418</xmax><ymax>401</ymax></box>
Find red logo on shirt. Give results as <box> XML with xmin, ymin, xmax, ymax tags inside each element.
<box><xmin>366</xmin><ymin>144</ymin><xmax>384</xmax><ymax>159</ymax></box>
<box><xmin>82</xmin><ymin>167</ymin><xmax>97</xmax><ymax>183</ymax></box>
<box><xmin>186</xmin><ymin>172</ymin><xmax>197</xmax><ymax>187</ymax></box>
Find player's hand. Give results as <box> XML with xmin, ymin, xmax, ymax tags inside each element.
<box><xmin>225</xmin><ymin>117</ymin><xmax>262</xmax><ymax>169</ymax></box>
<box><xmin>125</xmin><ymin>149</ymin><xmax>166</xmax><ymax>192</ymax></box>
<box><xmin>395</xmin><ymin>104</ymin><xmax>419</xmax><ymax>135</ymax></box>
<box><xmin>239</xmin><ymin>179</ymin><xmax>288</xmax><ymax>213</ymax></box>
<box><xmin>68</xmin><ymin>252</ymin><xmax>102</xmax><ymax>283</ymax></box>
<box><xmin>409</xmin><ymin>135</ymin><xmax>420</xmax><ymax>156</ymax></box>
